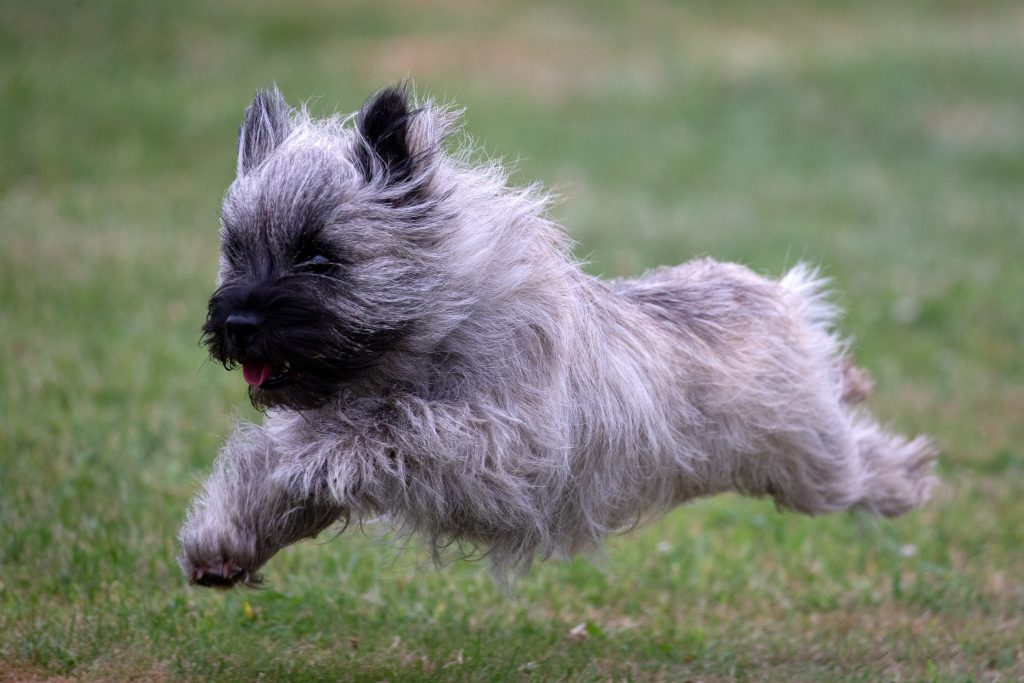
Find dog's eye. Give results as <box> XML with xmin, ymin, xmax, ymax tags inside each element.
<box><xmin>296</xmin><ymin>254</ymin><xmax>334</xmax><ymax>274</ymax></box>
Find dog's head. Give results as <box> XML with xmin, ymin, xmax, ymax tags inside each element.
<box><xmin>202</xmin><ymin>85</ymin><xmax>454</xmax><ymax>410</ymax></box>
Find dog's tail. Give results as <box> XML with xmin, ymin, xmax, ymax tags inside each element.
<box><xmin>777</xmin><ymin>264</ymin><xmax>875</xmax><ymax>406</ymax></box>
<box><xmin>850</xmin><ymin>417</ymin><xmax>939</xmax><ymax>517</ymax></box>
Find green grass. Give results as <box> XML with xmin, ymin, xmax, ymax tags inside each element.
<box><xmin>2</xmin><ymin>0</ymin><xmax>1022</xmax><ymax>680</ymax></box>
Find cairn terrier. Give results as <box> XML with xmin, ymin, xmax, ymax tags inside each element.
<box><xmin>179</xmin><ymin>85</ymin><xmax>936</xmax><ymax>588</ymax></box>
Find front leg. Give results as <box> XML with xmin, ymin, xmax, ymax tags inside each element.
<box><xmin>178</xmin><ymin>422</ymin><xmax>342</xmax><ymax>589</ymax></box>
<box><xmin>264</xmin><ymin>398</ymin><xmax>555</xmax><ymax>575</ymax></box>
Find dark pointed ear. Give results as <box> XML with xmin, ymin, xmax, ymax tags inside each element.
<box><xmin>354</xmin><ymin>85</ymin><xmax>415</xmax><ymax>183</ymax></box>
<box><xmin>237</xmin><ymin>86</ymin><xmax>292</xmax><ymax>176</ymax></box>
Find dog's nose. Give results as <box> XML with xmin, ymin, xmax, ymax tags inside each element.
<box><xmin>225</xmin><ymin>312</ymin><xmax>262</xmax><ymax>348</ymax></box>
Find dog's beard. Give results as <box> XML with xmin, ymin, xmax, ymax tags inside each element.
<box><xmin>202</xmin><ymin>279</ymin><xmax>406</xmax><ymax>410</ymax></box>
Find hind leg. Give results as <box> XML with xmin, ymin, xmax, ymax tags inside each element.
<box><xmin>731</xmin><ymin>352</ymin><xmax>935</xmax><ymax>518</ymax></box>
<box><xmin>750</xmin><ymin>406</ymin><xmax>937</xmax><ymax>518</ymax></box>
<box><xmin>755</xmin><ymin>416</ymin><xmax>867</xmax><ymax>515</ymax></box>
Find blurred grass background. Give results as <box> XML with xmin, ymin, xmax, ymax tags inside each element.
<box><xmin>1</xmin><ymin>0</ymin><xmax>1022</xmax><ymax>680</ymax></box>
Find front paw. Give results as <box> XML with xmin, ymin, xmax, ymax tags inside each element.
<box><xmin>178</xmin><ymin>515</ymin><xmax>263</xmax><ymax>590</ymax></box>
<box><xmin>187</xmin><ymin>560</ymin><xmax>255</xmax><ymax>589</ymax></box>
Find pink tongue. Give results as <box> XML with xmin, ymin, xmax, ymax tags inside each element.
<box><xmin>242</xmin><ymin>363</ymin><xmax>273</xmax><ymax>387</ymax></box>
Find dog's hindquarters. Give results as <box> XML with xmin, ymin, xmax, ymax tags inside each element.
<box><xmin>615</xmin><ymin>260</ymin><xmax>936</xmax><ymax>518</ymax></box>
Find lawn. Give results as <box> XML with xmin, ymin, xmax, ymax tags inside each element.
<box><xmin>1</xmin><ymin>0</ymin><xmax>1022</xmax><ymax>680</ymax></box>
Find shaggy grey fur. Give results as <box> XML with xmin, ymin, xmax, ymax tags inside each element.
<box><xmin>178</xmin><ymin>85</ymin><xmax>937</xmax><ymax>589</ymax></box>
